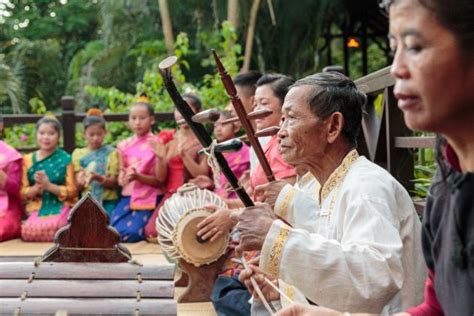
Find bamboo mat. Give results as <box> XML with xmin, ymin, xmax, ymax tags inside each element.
<box><xmin>0</xmin><ymin>239</ymin><xmax>168</xmax><ymax>264</ymax></box>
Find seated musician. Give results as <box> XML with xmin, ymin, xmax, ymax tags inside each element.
<box><xmin>21</xmin><ymin>116</ymin><xmax>78</xmax><ymax>242</ymax></box>
<box><xmin>237</xmin><ymin>72</ymin><xmax>426</xmax><ymax>313</ymax></box>
<box><xmin>196</xmin><ymin>74</ymin><xmax>297</xmax><ymax>315</ymax></box>
<box><xmin>0</xmin><ymin>115</ymin><xmax>23</xmax><ymax>242</ymax></box>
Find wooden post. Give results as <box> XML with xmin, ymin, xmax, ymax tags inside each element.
<box><xmin>61</xmin><ymin>96</ymin><xmax>76</xmax><ymax>154</ymax></box>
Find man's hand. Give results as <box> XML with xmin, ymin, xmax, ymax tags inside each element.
<box><xmin>234</xmin><ymin>203</ymin><xmax>277</xmax><ymax>254</ymax></box>
<box><xmin>254</xmin><ymin>180</ymin><xmax>288</xmax><ymax>207</ymax></box>
<box><xmin>239</xmin><ymin>264</ymin><xmax>280</xmax><ymax>301</ymax></box>
<box><xmin>196</xmin><ymin>205</ymin><xmax>234</xmax><ymax>242</ymax></box>
<box><xmin>275</xmin><ymin>304</ymin><xmax>344</xmax><ymax>316</ymax></box>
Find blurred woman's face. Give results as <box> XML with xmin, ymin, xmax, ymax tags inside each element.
<box><xmin>389</xmin><ymin>0</ymin><xmax>474</xmax><ymax>133</ymax></box>
<box><xmin>253</xmin><ymin>84</ymin><xmax>283</xmax><ymax>131</ymax></box>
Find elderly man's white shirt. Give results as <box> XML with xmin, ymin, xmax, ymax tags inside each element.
<box><xmin>260</xmin><ymin>150</ymin><xmax>425</xmax><ymax>313</ymax></box>
<box><xmin>274</xmin><ymin>172</ymin><xmax>320</xmax><ymax>230</ymax></box>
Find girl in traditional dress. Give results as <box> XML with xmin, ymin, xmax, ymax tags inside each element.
<box><xmin>0</xmin><ymin>115</ymin><xmax>23</xmax><ymax>242</ymax></box>
<box><xmin>72</xmin><ymin>109</ymin><xmax>119</xmax><ymax>216</ymax></box>
<box><xmin>190</xmin><ymin>110</ymin><xmax>250</xmax><ymax>199</ymax></box>
<box><xmin>145</xmin><ymin>93</ymin><xmax>210</xmax><ymax>241</ymax></box>
<box><xmin>21</xmin><ymin>116</ymin><xmax>78</xmax><ymax>242</ymax></box>
<box><xmin>111</xmin><ymin>96</ymin><xmax>166</xmax><ymax>242</ymax></box>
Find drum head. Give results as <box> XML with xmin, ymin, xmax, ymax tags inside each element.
<box><xmin>173</xmin><ymin>209</ymin><xmax>229</xmax><ymax>267</ymax></box>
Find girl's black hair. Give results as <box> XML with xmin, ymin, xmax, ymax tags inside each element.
<box><xmin>182</xmin><ymin>93</ymin><xmax>202</xmax><ymax>112</ymax></box>
<box><xmin>83</xmin><ymin>109</ymin><xmax>106</xmax><ymax>130</ymax></box>
<box><xmin>256</xmin><ymin>74</ymin><xmax>295</xmax><ymax>105</ymax></box>
<box><xmin>36</xmin><ymin>116</ymin><xmax>62</xmax><ymax>135</ymax></box>
<box><xmin>132</xmin><ymin>93</ymin><xmax>155</xmax><ymax>116</ymax></box>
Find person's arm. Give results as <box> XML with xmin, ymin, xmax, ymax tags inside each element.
<box><xmin>259</xmin><ymin>197</ymin><xmax>408</xmax><ymax>313</ymax></box>
<box><xmin>41</xmin><ymin>164</ymin><xmax>78</xmax><ymax>200</ymax></box>
<box><xmin>127</xmin><ymin>168</ymin><xmax>161</xmax><ymax>187</ymax></box>
<box><xmin>20</xmin><ymin>155</ymin><xmax>39</xmax><ymax>200</ymax></box>
<box><xmin>182</xmin><ymin>151</ymin><xmax>210</xmax><ymax>178</ymax></box>
<box><xmin>0</xmin><ymin>159</ymin><xmax>22</xmax><ymax>196</ymax></box>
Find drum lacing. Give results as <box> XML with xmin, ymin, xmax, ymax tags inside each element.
<box><xmin>14</xmin><ymin>307</ymin><xmax>21</xmax><ymax>316</ymax></box>
<box><xmin>20</xmin><ymin>291</ymin><xmax>27</xmax><ymax>301</ymax></box>
<box><xmin>134</xmin><ymin>309</ymin><xmax>140</xmax><ymax>316</ymax></box>
<box><xmin>136</xmin><ymin>290</ymin><xmax>142</xmax><ymax>302</ymax></box>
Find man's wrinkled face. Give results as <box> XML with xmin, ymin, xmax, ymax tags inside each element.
<box><xmin>278</xmin><ymin>85</ymin><xmax>326</xmax><ymax>166</ymax></box>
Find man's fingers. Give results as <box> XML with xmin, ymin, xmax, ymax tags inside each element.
<box><xmin>201</xmin><ymin>229</ymin><xmax>216</xmax><ymax>241</ymax></box>
<box><xmin>196</xmin><ymin>216</ymin><xmax>212</xmax><ymax>229</ymax></box>
<box><xmin>209</xmin><ymin>230</ymin><xmax>222</xmax><ymax>242</ymax></box>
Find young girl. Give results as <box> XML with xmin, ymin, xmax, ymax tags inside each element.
<box><xmin>0</xmin><ymin>115</ymin><xmax>23</xmax><ymax>242</ymax></box>
<box><xmin>21</xmin><ymin>116</ymin><xmax>78</xmax><ymax>242</ymax></box>
<box><xmin>144</xmin><ymin>93</ymin><xmax>210</xmax><ymax>241</ymax></box>
<box><xmin>72</xmin><ymin>109</ymin><xmax>119</xmax><ymax>216</ymax></box>
<box><xmin>191</xmin><ymin>110</ymin><xmax>250</xmax><ymax>199</ymax></box>
<box><xmin>111</xmin><ymin>97</ymin><xmax>166</xmax><ymax>242</ymax></box>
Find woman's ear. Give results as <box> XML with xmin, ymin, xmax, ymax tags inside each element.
<box><xmin>326</xmin><ymin>112</ymin><xmax>344</xmax><ymax>144</ymax></box>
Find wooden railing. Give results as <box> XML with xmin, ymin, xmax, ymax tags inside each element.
<box><xmin>354</xmin><ymin>66</ymin><xmax>435</xmax><ymax>213</ymax></box>
<box><xmin>2</xmin><ymin>96</ymin><xmax>174</xmax><ymax>153</ymax></box>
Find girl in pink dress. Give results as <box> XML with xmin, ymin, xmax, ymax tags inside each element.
<box><xmin>111</xmin><ymin>98</ymin><xmax>166</xmax><ymax>242</ymax></box>
<box><xmin>0</xmin><ymin>116</ymin><xmax>23</xmax><ymax>242</ymax></box>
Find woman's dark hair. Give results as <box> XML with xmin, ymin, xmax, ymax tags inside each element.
<box><xmin>256</xmin><ymin>74</ymin><xmax>295</xmax><ymax>105</ymax></box>
<box><xmin>291</xmin><ymin>72</ymin><xmax>367</xmax><ymax>147</ymax></box>
<box><xmin>83</xmin><ymin>108</ymin><xmax>106</xmax><ymax>130</ymax></box>
<box><xmin>36</xmin><ymin>116</ymin><xmax>62</xmax><ymax>135</ymax></box>
<box><xmin>382</xmin><ymin>0</ymin><xmax>474</xmax><ymax>57</ymax></box>
<box><xmin>233</xmin><ymin>71</ymin><xmax>263</xmax><ymax>97</ymax></box>
<box><xmin>182</xmin><ymin>93</ymin><xmax>202</xmax><ymax>112</ymax></box>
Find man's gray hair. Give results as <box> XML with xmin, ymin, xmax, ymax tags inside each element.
<box><xmin>291</xmin><ymin>72</ymin><xmax>367</xmax><ymax>147</ymax></box>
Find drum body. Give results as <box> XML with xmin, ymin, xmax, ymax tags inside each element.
<box><xmin>156</xmin><ymin>185</ymin><xmax>228</xmax><ymax>266</ymax></box>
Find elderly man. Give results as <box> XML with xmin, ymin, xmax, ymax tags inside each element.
<box><xmin>237</xmin><ymin>72</ymin><xmax>425</xmax><ymax>314</ymax></box>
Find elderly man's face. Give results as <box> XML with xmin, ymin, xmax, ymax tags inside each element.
<box><xmin>278</xmin><ymin>85</ymin><xmax>326</xmax><ymax>166</ymax></box>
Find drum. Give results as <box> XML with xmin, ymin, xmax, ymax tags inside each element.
<box><xmin>156</xmin><ymin>184</ymin><xmax>229</xmax><ymax>267</ymax></box>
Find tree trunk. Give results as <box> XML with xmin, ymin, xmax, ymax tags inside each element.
<box><xmin>242</xmin><ymin>0</ymin><xmax>262</xmax><ymax>72</ymax></box>
<box><xmin>158</xmin><ymin>0</ymin><xmax>174</xmax><ymax>55</ymax></box>
<box><xmin>227</xmin><ymin>0</ymin><xmax>239</xmax><ymax>28</ymax></box>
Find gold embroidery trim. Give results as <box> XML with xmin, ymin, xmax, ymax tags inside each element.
<box><xmin>320</xmin><ymin>150</ymin><xmax>359</xmax><ymax>201</ymax></box>
<box><xmin>284</xmin><ymin>284</ymin><xmax>295</xmax><ymax>302</ymax></box>
<box><xmin>276</xmin><ymin>188</ymin><xmax>296</xmax><ymax>219</ymax></box>
<box><xmin>299</xmin><ymin>172</ymin><xmax>313</xmax><ymax>186</ymax></box>
<box><xmin>267</xmin><ymin>224</ymin><xmax>290</xmax><ymax>278</ymax></box>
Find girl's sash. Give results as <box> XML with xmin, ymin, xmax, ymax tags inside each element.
<box><xmin>79</xmin><ymin>145</ymin><xmax>114</xmax><ymax>204</ymax></box>
<box><xmin>118</xmin><ymin>133</ymin><xmax>160</xmax><ymax>210</ymax></box>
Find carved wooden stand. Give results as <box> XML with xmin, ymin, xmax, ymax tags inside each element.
<box><xmin>177</xmin><ymin>255</ymin><xmax>227</xmax><ymax>303</ymax></box>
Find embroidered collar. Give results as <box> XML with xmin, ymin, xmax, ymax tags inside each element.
<box><xmin>319</xmin><ymin>149</ymin><xmax>359</xmax><ymax>201</ymax></box>
<box><xmin>299</xmin><ymin>172</ymin><xmax>314</xmax><ymax>186</ymax></box>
